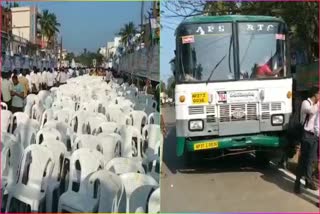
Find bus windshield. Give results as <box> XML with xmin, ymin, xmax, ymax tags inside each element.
<box><xmin>238</xmin><ymin>22</ymin><xmax>287</xmax><ymax>79</ymax></box>
<box><xmin>176</xmin><ymin>23</ymin><xmax>234</xmax><ymax>83</ymax></box>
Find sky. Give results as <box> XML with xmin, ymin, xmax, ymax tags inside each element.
<box><xmin>15</xmin><ymin>1</ymin><xmax>152</xmax><ymax>54</ymax></box>
<box><xmin>160</xmin><ymin>4</ymin><xmax>183</xmax><ymax>84</ymax></box>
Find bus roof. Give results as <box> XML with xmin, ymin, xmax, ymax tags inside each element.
<box><xmin>179</xmin><ymin>15</ymin><xmax>284</xmax><ymax>25</ymax></box>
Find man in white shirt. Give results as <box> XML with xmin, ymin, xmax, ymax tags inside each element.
<box><xmin>46</xmin><ymin>68</ymin><xmax>55</xmax><ymax>89</ymax></box>
<box><xmin>1</xmin><ymin>72</ymin><xmax>13</xmax><ymax>109</ymax></box>
<box><xmin>294</xmin><ymin>87</ymin><xmax>319</xmax><ymax>193</ymax></box>
<box><xmin>26</xmin><ymin>69</ymin><xmax>32</xmax><ymax>92</ymax></box>
<box><xmin>31</xmin><ymin>69</ymin><xmax>41</xmax><ymax>93</ymax></box>
<box><xmin>42</xmin><ymin>68</ymin><xmax>48</xmax><ymax>90</ymax></box>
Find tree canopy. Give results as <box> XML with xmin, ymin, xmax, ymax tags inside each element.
<box><xmin>163</xmin><ymin>1</ymin><xmax>318</xmax><ymax>59</ymax></box>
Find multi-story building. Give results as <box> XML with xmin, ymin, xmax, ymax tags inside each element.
<box><xmin>11</xmin><ymin>6</ymin><xmax>42</xmax><ymax>46</ymax></box>
<box><xmin>2</xmin><ymin>6</ymin><xmax>12</xmax><ymax>34</ymax></box>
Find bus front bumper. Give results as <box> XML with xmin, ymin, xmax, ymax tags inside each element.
<box><xmin>176</xmin><ymin>135</ymin><xmax>285</xmax><ymax>157</ymax></box>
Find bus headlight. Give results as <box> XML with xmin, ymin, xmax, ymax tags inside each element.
<box><xmin>189</xmin><ymin>120</ymin><xmax>204</xmax><ymax>131</ymax></box>
<box><xmin>271</xmin><ymin>114</ymin><xmax>284</xmax><ymax>126</ymax></box>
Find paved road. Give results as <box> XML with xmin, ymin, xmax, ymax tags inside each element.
<box><xmin>161</xmin><ymin>106</ymin><xmax>319</xmax><ymax>212</ymax></box>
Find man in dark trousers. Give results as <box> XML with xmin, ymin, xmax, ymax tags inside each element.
<box><xmin>294</xmin><ymin>87</ymin><xmax>319</xmax><ymax>193</ymax></box>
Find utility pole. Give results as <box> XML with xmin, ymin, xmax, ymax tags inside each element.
<box><xmin>140</xmin><ymin>0</ymin><xmax>144</xmax><ymax>38</ymax></box>
<box><xmin>60</xmin><ymin>36</ymin><xmax>63</xmax><ymax>68</ymax></box>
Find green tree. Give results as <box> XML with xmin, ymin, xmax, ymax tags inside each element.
<box><xmin>118</xmin><ymin>22</ymin><xmax>137</xmax><ymax>52</ymax></box>
<box><xmin>167</xmin><ymin>75</ymin><xmax>175</xmax><ymax>98</ymax></box>
<box><xmin>65</xmin><ymin>52</ymin><xmax>75</xmax><ymax>63</ymax></box>
<box><xmin>39</xmin><ymin>10</ymin><xmax>60</xmax><ymax>49</ymax></box>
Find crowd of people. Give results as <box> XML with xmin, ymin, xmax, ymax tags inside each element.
<box><xmin>1</xmin><ymin>66</ymin><xmax>89</xmax><ymax>114</ymax></box>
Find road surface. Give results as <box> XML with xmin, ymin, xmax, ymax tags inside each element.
<box><xmin>160</xmin><ymin>106</ymin><xmax>319</xmax><ymax>212</ymax></box>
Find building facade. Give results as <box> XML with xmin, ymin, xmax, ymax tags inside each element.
<box><xmin>11</xmin><ymin>6</ymin><xmax>41</xmax><ymax>45</ymax></box>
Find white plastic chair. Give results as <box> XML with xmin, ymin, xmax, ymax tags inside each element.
<box><xmin>41</xmin><ymin>140</ymin><xmax>67</xmax><ymax>212</ymax></box>
<box><xmin>43</xmin><ymin>121</ymin><xmax>76</xmax><ymax>152</ymax></box>
<box><xmin>12</xmin><ymin>112</ymin><xmax>29</xmax><ymax>133</ymax></box>
<box><xmin>1</xmin><ymin>102</ymin><xmax>8</xmax><ymax>110</ymax></box>
<box><xmin>106</xmin><ymin>108</ymin><xmax>132</xmax><ymax>125</ymax></box>
<box><xmin>36</xmin><ymin>127</ymin><xmax>62</xmax><ymax>145</ymax></box>
<box><xmin>1</xmin><ymin>133</ymin><xmax>23</xmax><ymax>196</ymax></box>
<box><xmin>53</xmin><ymin>108</ymin><xmax>74</xmax><ymax>125</ymax></box>
<box><xmin>5</xmin><ymin>144</ymin><xmax>54</xmax><ymax>212</ymax></box>
<box><xmin>14</xmin><ymin>124</ymin><xmax>38</xmax><ymax>149</ymax></box>
<box><xmin>130</xmin><ymin>110</ymin><xmax>148</xmax><ymax>134</ymax></box>
<box><xmin>58</xmin><ymin>148</ymin><xmax>105</xmax><ymax>212</ymax></box>
<box><xmin>119</xmin><ymin>125</ymin><xmax>143</xmax><ymax>158</ymax></box>
<box><xmin>70</xmin><ymin>110</ymin><xmax>89</xmax><ymax>134</ymax></box>
<box><xmin>142</xmin><ymin>124</ymin><xmax>162</xmax><ymax>156</ymax></box>
<box><xmin>96</xmin><ymin>133</ymin><xmax>122</xmax><ymax>163</ymax></box>
<box><xmin>1</xmin><ymin>110</ymin><xmax>12</xmax><ymax>133</ymax></box>
<box><xmin>31</xmin><ymin>102</ymin><xmax>45</xmax><ymax>124</ymax></box>
<box><xmin>148</xmin><ymin>188</ymin><xmax>160</xmax><ymax>213</ymax></box>
<box><xmin>40</xmin><ymin>109</ymin><xmax>54</xmax><ymax>128</ymax></box>
<box><xmin>92</xmin><ymin>122</ymin><xmax>120</xmax><ymax>135</ymax></box>
<box><xmin>119</xmin><ymin>173</ymin><xmax>158</xmax><ymax>213</ymax></box>
<box><xmin>148</xmin><ymin>112</ymin><xmax>160</xmax><ymax>125</ymax></box>
<box><xmin>72</xmin><ymin>134</ymin><xmax>103</xmax><ymax>152</ymax></box>
<box><xmin>87</xmin><ymin>170</ymin><xmax>126</xmax><ymax>213</ymax></box>
<box><xmin>84</xmin><ymin>113</ymin><xmax>107</xmax><ymax>135</ymax></box>
<box><xmin>105</xmin><ymin>157</ymin><xmax>145</xmax><ymax>175</ymax></box>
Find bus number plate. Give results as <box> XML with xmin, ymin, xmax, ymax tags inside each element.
<box><xmin>192</xmin><ymin>92</ymin><xmax>208</xmax><ymax>104</ymax></box>
<box><xmin>194</xmin><ymin>141</ymin><xmax>219</xmax><ymax>151</ymax></box>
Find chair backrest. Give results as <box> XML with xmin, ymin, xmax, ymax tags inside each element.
<box><xmin>87</xmin><ymin>170</ymin><xmax>126</xmax><ymax>213</ymax></box>
<box><xmin>54</xmin><ymin>108</ymin><xmax>74</xmax><ymax>125</ymax></box>
<box><xmin>1</xmin><ymin>110</ymin><xmax>12</xmax><ymax>133</ymax></box>
<box><xmin>148</xmin><ymin>112</ymin><xmax>160</xmax><ymax>125</ymax></box>
<box><xmin>16</xmin><ymin>144</ymin><xmax>54</xmax><ymax>192</ymax></box>
<box><xmin>119</xmin><ymin>173</ymin><xmax>158</xmax><ymax>213</ymax></box>
<box><xmin>130</xmin><ymin>111</ymin><xmax>148</xmax><ymax>134</ymax></box>
<box><xmin>36</xmin><ymin>127</ymin><xmax>62</xmax><ymax>144</ymax></box>
<box><xmin>142</xmin><ymin>124</ymin><xmax>161</xmax><ymax>154</ymax></box>
<box><xmin>70</xmin><ymin>110</ymin><xmax>88</xmax><ymax>134</ymax></box>
<box><xmin>68</xmin><ymin>148</ymin><xmax>105</xmax><ymax>193</ymax></box>
<box><xmin>147</xmin><ymin>188</ymin><xmax>160</xmax><ymax>213</ymax></box>
<box><xmin>72</xmin><ymin>134</ymin><xmax>102</xmax><ymax>152</ymax></box>
<box><xmin>85</xmin><ymin>113</ymin><xmax>107</xmax><ymax>135</ymax></box>
<box><xmin>1</xmin><ymin>102</ymin><xmax>8</xmax><ymax>110</ymax></box>
<box><xmin>93</xmin><ymin>122</ymin><xmax>119</xmax><ymax>135</ymax></box>
<box><xmin>1</xmin><ymin>133</ymin><xmax>23</xmax><ymax>180</ymax></box>
<box><xmin>105</xmin><ymin>157</ymin><xmax>145</xmax><ymax>175</ymax></box>
<box><xmin>26</xmin><ymin>94</ymin><xmax>38</xmax><ymax>106</ymax></box>
<box><xmin>96</xmin><ymin>133</ymin><xmax>122</xmax><ymax>163</ymax></box>
<box><xmin>119</xmin><ymin>126</ymin><xmax>143</xmax><ymax>158</ymax></box>
<box><xmin>12</xmin><ymin>112</ymin><xmax>29</xmax><ymax>133</ymax></box>
<box><xmin>41</xmin><ymin>140</ymin><xmax>67</xmax><ymax>182</ymax></box>
<box><xmin>14</xmin><ymin>124</ymin><xmax>38</xmax><ymax>149</ymax></box>
<box><xmin>40</xmin><ymin>109</ymin><xmax>54</xmax><ymax>128</ymax></box>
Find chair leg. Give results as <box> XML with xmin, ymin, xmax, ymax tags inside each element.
<box><xmin>46</xmin><ymin>189</ymin><xmax>53</xmax><ymax>212</ymax></box>
<box><xmin>5</xmin><ymin>195</ymin><xmax>12</xmax><ymax>212</ymax></box>
<box><xmin>31</xmin><ymin>200</ymin><xmax>39</xmax><ymax>212</ymax></box>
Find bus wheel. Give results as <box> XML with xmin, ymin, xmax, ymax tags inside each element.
<box><xmin>256</xmin><ymin>151</ymin><xmax>270</xmax><ymax>168</ymax></box>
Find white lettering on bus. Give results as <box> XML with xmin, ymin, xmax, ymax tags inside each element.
<box><xmin>196</xmin><ymin>26</ymin><xmax>205</xmax><ymax>35</ymax></box>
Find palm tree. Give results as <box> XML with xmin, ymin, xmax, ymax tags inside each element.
<box><xmin>118</xmin><ymin>22</ymin><xmax>137</xmax><ymax>52</ymax></box>
<box><xmin>39</xmin><ymin>10</ymin><xmax>61</xmax><ymax>49</ymax></box>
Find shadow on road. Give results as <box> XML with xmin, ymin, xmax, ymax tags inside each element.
<box><xmin>162</xmin><ymin>125</ymin><xmax>318</xmax><ymax>207</ymax></box>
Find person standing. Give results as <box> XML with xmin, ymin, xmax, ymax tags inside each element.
<box><xmin>18</xmin><ymin>69</ymin><xmax>29</xmax><ymax>97</ymax></box>
<box><xmin>26</xmin><ymin>69</ymin><xmax>32</xmax><ymax>94</ymax></box>
<box><xmin>31</xmin><ymin>69</ymin><xmax>40</xmax><ymax>93</ymax></box>
<box><xmin>1</xmin><ymin>72</ymin><xmax>13</xmax><ymax>110</ymax></box>
<box><xmin>42</xmin><ymin>67</ymin><xmax>48</xmax><ymax>90</ymax></box>
<box><xmin>294</xmin><ymin>87</ymin><xmax>319</xmax><ymax>193</ymax></box>
<box><xmin>10</xmin><ymin>75</ymin><xmax>25</xmax><ymax>113</ymax></box>
<box><xmin>46</xmin><ymin>68</ymin><xmax>54</xmax><ymax>90</ymax></box>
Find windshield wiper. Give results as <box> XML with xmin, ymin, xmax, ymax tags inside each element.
<box><xmin>206</xmin><ymin>54</ymin><xmax>227</xmax><ymax>84</ymax></box>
